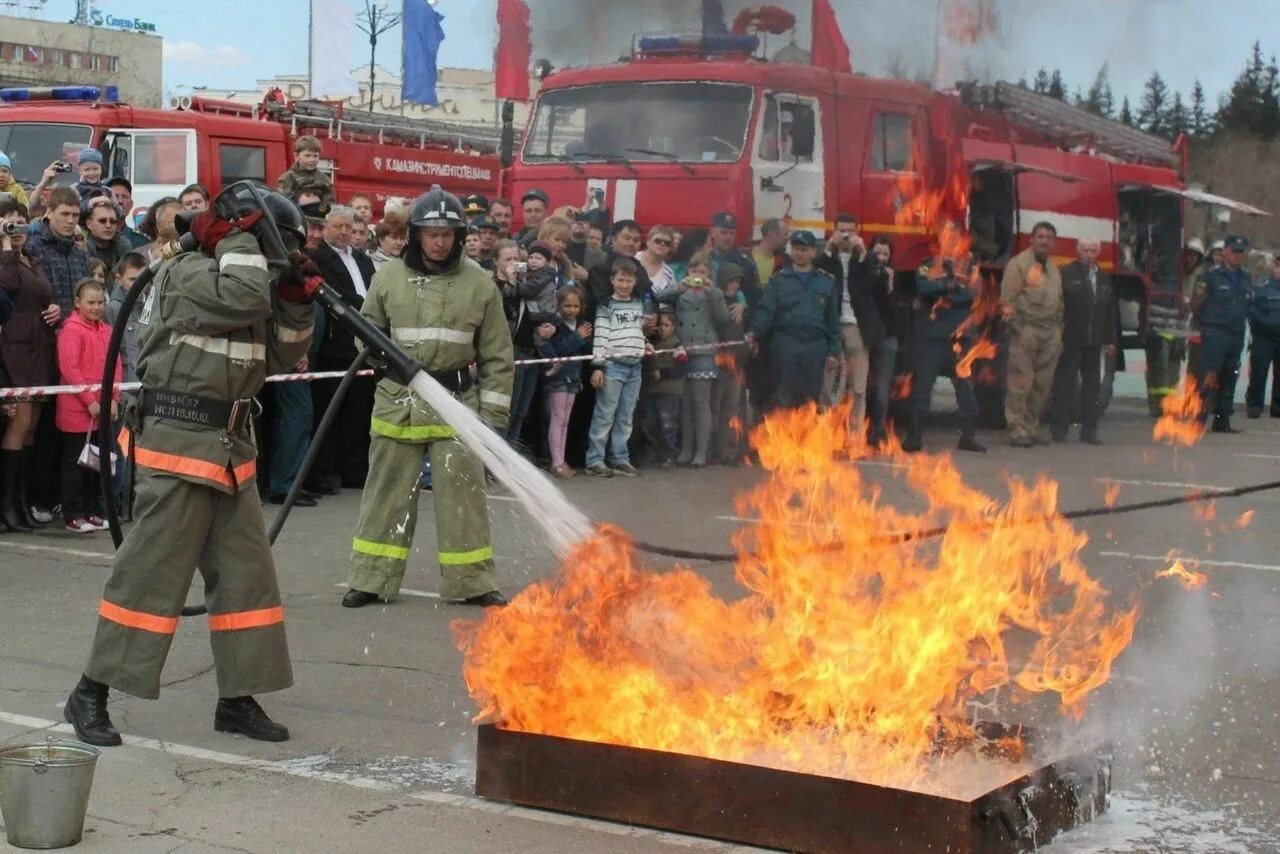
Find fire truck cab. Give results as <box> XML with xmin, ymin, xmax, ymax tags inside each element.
<box><xmin>0</xmin><ymin>84</ymin><xmax>502</xmax><ymax>226</ymax></box>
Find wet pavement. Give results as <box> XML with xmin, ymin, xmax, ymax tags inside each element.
<box><xmin>1</xmin><ymin>390</ymin><xmax>1277</xmax><ymax>852</ymax></box>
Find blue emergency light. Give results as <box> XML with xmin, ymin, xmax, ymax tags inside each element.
<box><xmin>637</xmin><ymin>34</ymin><xmax>759</xmax><ymax>56</ymax></box>
<box><xmin>0</xmin><ymin>85</ymin><xmax>120</xmax><ymax>103</ymax></box>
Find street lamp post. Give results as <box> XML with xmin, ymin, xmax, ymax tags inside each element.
<box><xmin>356</xmin><ymin>0</ymin><xmax>402</xmax><ymax>113</ymax></box>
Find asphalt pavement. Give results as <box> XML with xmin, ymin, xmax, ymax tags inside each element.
<box><xmin>1</xmin><ymin>391</ymin><xmax>1278</xmax><ymax>852</ymax></box>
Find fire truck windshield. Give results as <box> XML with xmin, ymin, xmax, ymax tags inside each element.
<box><xmin>523</xmin><ymin>82</ymin><xmax>753</xmax><ymax>165</ymax></box>
<box><xmin>0</xmin><ymin>123</ymin><xmax>93</xmax><ymax>185</ymax></box>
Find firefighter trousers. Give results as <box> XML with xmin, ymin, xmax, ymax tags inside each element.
<box><xmin>85</xmin><ymin>472</ymin><xmax>292</xmax><ymax>701</ymax></box>
<box><xmin>348</xmin><ymin>435</ymin><xmax>497</xmax><ymax>601</ymax></box>
<box><xmin>1197</xmin><ymin>331</ymin><xmax>1244</xmax><ymax>423</ymax></box>
<box><xmin>1144</xmin><ymin>333</ymin><xmax>1187</xmax><ymax>416</ymax></box>
<box><xmin>1004</xmin><ymin>324</ymin><xmax>1062</xmax><ymax>440</ymax></box>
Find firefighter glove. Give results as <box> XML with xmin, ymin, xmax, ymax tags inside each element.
<box><xmin>276</xmin><ymin>266</ymin><xmax>323</xmax><ymax>304</ymax></box>
<box><xmin>189</xmin><ymin>212</ymin><xmax>238</xmax><ymax>253</ymax></box>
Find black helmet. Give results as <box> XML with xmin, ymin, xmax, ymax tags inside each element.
<box><xmin>406</xmin><ymin>185</ymin><xmax>468</xmax><ymax>273</ymax></box>
<box><xmin>209</xmin><ymin>180</ymin><xmax>307</xmax><ymax>268</ymax></box>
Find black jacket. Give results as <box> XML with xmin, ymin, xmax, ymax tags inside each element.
<box><xmin>309</xmin><ymin>242</ymin><xmax>375</xmax><ymax>360</ymax></box>
<box><xmin>815</xmin><ymin>250</ymin><xmax>887</xmax><ymax>349</ymax></box>
<box><xmin>586</xmin><ymin>251</ymin><xmax>653</xmax><ymax>317</ymax></box>
<box><xmin>1060</xmin><ymin>261</ymin><xmax>1116</xmax><ymax>348</ymax></box>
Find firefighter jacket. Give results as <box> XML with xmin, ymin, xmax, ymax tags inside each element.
<box><xmin>1000</xmin><ymin>248</ymin><xmax>1063</xmax><ymax>329</ymax></box>
<box><xmin>1192</xmin><ymin>265</ymin><xmax>1250</xmax><ymax>336</ymax></box>
<box><xmin>915</xmin><ymin>263</ymin><xmax>975</xmax><ymax>341</ymax></box>
<box><xmin>1248</xmin><ymin>276</ymin><xmax>1280</xmax><ymax>338</ymax></box>
<box><xmin>360</xmin><ymin>256</ymin><xmax>514</xmax><ymax>441</ymax></box>
<box><xmin>129</xmin><ymin>233</ymin><xmax>314</xmax><ymax>493</ymax></box>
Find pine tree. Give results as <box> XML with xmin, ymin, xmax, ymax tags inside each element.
<box><xmin>1072</xmin><ymin>86</ymin><xmax>1084</xmax><ymax>106</ymax></box>
<box><xmin>1119</xmin><ymin>96</ymin><xmax>1134</xmax><ymax>126</ymax></box>
<box><xmin>1047</xmin><ymin>69</ymin><xmax>1067</xmax><ymax>100</ymax></box>
<box><xmin>1261</xmin><ymin>54</ymin><xmax>1280</xmax><ymax>138</ymax></box>
<box><xmin>1084</xmin><ymin>63</ymin><xmax>1115</xmax><ymax>118</ymax></box>
<box><xmin>1189</xmin><ymin>79</ymin><xmax>1212</xmax><ymax>136</ymax></box>
<box><xmin>1032</xmin><ymin>68</ymin><xmax>1050</xmax><ymax>94</ymax></box>
<box><xmin>1218</xmin><ymin>40</ymin><xmax>1267</xmax><ymax>136</ymax></box>
<box><xmin>1164</xmin><ymin>91</ymin><xmax>1189</xmax><ymax>139</ymax></box>
<box><xmin>1137</xmin><ymin>71</ymin><xmax>1170</xmax><ymax>135</ymax></box>
<box><xmin>1016</xmin><ymin>75</ymin><xmax>1029</xmax><ymax>90</ymax></box>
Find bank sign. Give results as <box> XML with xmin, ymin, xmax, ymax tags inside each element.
<box><xmin>89</xmin><ymin>9</ymin><xmax>158</xmax><ymax>34</ymax></box>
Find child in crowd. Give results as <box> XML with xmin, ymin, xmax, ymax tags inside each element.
<box><xmin>637</xmin><ymin>310</ymin><xmax>686</xmax><ymax>467</ymax></box>
<box><xmin>520</xmin><ymin>241</ymin><xmax>560</xmax><ymax>315</ymax></box>
<box><xmin>714</xmin><ymin>262</ymin><xmax>751</xmax><ymax>464</ymax></box>
<box><xmin>675</xmin><ymin>252</ymin><xmax>730</xmax><ymax>468</ymax></box>
<box><xmin>536</xmin><ymin>287</ymin><xmax>593</xmax><ymax>478</ymax></box>
<box><xmin>275</xmin><ymin>135</ymin><xmax>334</xmax><ymax>203</ymax></box>
<box><xmin>504</xmin><ymin>241</ymin><xmax>560</xmax><ymax>448</ymax></box>
<box><xmin>73</xmin><ymin>148</ymin><xmax>105</xmax><ymax>202</ymax></box>
<box><xmin>56</xmin><ymin>279</ymin><xmax>119</xmax><ymax>534</ymax></box>
<box><xmin>88</xmin><ymin>258</ymin><xmax>108</xmax><ymax>286</ymax></box>
<box><xmin>585</xmin><ymin>258</ymin><xmax>651</xmax><ymax>477</ymax></box>
<box><xmin>0</xmin><ymin>151</ymin><xmax>28</xmax><ymax>206</ymax></box>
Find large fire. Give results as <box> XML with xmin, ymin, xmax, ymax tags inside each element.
<box><xmin>455</xmin><ymin>406</ymin><xmax>1139</xmax><ymax>793</ymax></box>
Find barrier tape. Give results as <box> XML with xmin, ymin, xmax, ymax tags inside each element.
<box><xmin>0</xmin><ymin>341</ymin><xmax>748</xmax><ymax>402</ymax></box>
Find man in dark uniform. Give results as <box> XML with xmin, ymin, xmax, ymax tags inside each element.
<box><xmin>1191</xmin><ymin>234</ymin><xmax>1251</xmax><ymax>432</ymax></box>
<box><xmin>746</xmin><ymin>231</ymin><xmax>840</xmax><ymax>411</ymax></box>
<box><xmin>903</xmin><ymin>255</ymin><xmax>987</xmax><ymax>454</ymax></box>
<box><xmin>64</xmin><ymin>185</ymin><xmax>317</xmax><ymax>746</ymax></box>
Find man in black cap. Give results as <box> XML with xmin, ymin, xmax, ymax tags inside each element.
<box><xmin>516</xmin><ymin>189</ymin><xmax>550</xmax><ymax>248</ymax></box>
<box><xmin>746</xmin><ymin>231</ymin><xmax>840</xmax><ymax>411</ymax></box>
<box><xmin>1191</xmin><ymin>234</ymin><xmax>1251</xmax><ymax>432</ymax></box>
<box><xmin>710</xmin><ymin>211</ymin><xmax>765</xmax><ymax>414</ymax></box>
<box><xmin>472</xmin><ymin>214</ymin><xmax>500</xmax><ymax>270</ymax></box>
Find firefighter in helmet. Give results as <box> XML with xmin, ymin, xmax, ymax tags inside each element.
<box><xmin>342</xmin><ymin>185</ymin><xmax>514</xmax><ymax>609</ymax></box>
<box><xmin>65</xmin><ymin>183</ymin><xmax>318</xmax><ymax>747</ymax></box>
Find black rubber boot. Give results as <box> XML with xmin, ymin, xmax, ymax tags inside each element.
<box><xmin>341</xmin><ymin>588</ymin><xmax>381</xmax><ymax>609</ymax></box>
<box><xmin>460</xmin><ymin>591</ymin><xmax>509</xmax><ymax>607</ymax></box>
<box><xmin>958</xmin><ymin>423</ymin><xmax>987</xmax><ymax>454</ymax></box>
<box><xmin>17</xmin><ymin>449</ymin><xmax>44</xmax><ymax>528</ymax></box>
<box><xmin>0</xmin><ymin>449</ymin><xmax>33</xmax><ymax>533</ymax></box>
<box><xmin>901</xmin><ymin>416</ymin><xmax>923</xmax><ymax>454</ymax></box>
<box><xmin>215</xmin><ymin>696</ymin><xmax>290</xmax><ymax>742</ymax></box>
<box><xmin>64</xmin><ymin>675</ymin><xmax>123</xmax><ymax>747</ymax></box>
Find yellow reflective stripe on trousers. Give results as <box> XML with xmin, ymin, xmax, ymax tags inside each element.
<box><xmin>1148</xmin><ymin>387</ymin><xmax>1175</xmax><ymax>394</ymax></box>
<box><xmin>370</xmin><ymin>417</ymin><xmax>457</xmax><ymax>441</ymax></box>
<box><xmin>439</xmin><ymin>547</ymin><xmax>494</xmax><ymax>565</ymax></box>
<box><xmin>352</xmin><ymin>538</ymin><xmax>410</xmax><ymax>561</ymax></box>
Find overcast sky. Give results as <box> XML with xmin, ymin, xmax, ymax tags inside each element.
<box><xmin>25</xmin><ymin>0</ymin><xmax>1275</xmax><ymax>106</ymax></box>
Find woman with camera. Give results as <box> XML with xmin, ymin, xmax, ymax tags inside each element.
<box><xmin>0</xmin><ymin>199</ymin><xmax>60</xmax><ymax>533</ymax></box>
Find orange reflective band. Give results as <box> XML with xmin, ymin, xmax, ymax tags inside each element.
<box><xmin>99</xmin><ymin>600</ymin><xmax>179</xmax><ymax>635</ymax></box>
<box><xmin>207</xmin><ymin>605</ymin><xmax>285</xmax><ymax>632</ymax></box>
<box><xmin>131</xmin><ymin>445</ymin><xmax>256</xmax><ymax>488</ymax></box>
<box><xmin>118</xmin><ymin>426</ymin><xmax>132</xmax><ymax>455</ymax></box>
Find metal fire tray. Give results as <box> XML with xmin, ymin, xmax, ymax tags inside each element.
<box><xmin>475</xmin><ymin>722</ymin><xmax>1111</xmax><ymax>853</ymax></box>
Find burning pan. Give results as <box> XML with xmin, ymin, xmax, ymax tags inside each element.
<box><xmin>475</xmin><ymin>722</ymin><xmax>1111</xmax><ymax>853</ymax></box>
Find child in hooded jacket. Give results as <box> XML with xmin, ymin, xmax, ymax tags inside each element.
<box><xmin>536</xmin><ymin>286</ymin><xmax>592</xmax><ymax>477</ymax></box>
<box><xmin>673</xmin><ymin>252</ymin><xmax>730</xmax><ymax>467</ymax></box>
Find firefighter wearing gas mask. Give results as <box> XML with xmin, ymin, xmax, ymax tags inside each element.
<box><xmin>342</xmin><ymin>186</ymin><xmax>513</xmax><ymax>610</ymax></box>
<box><xmin>64</xmin><ymin>183</ymin><xmax>319</xmax><ymax>747</ymax></box>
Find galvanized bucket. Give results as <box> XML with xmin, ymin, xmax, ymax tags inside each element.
<box><xmin>0</xmin><ymin>737</ymin><xmax>100</xmax><ymax>849</ymax></box>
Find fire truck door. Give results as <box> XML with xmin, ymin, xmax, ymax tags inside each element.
<box><xmin>751</xmin><ymin>92</ymin><xmax>825</xmax><ymax>238</ymax></box>
<box><xmin>104</xmin><ymin>128</ymin><xmax>198</xmax><ymax>224</ymax></box>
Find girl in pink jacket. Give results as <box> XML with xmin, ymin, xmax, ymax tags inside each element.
<box><xmin>56</xmin><ymin>279</ymin><xmax>120</xmax><ymax>533</ymax></box>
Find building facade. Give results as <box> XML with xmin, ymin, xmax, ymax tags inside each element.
<box><xmin>0</xmin><ymin>14</ymin><xmax>163</xmax><ymax>107</ymax></box>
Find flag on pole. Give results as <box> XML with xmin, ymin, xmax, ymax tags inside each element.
<box><xmin>495</xmin><ymin>0</ymin><xmax>531</xmax><ymax>102</ymax></box>
<box><xmin>812</xmin><ymin>0</ymin><xmax>853</xmax><ymax>74</ymax></box>
<box><xmin>309</xmin><ymin>0</ymin><xmax>359</xmax><ymax>97</ymax></box>
<box><xmin>403</xmin><ymin>0</ymin><xmax>446</xmax><ymax>106</ymax></box>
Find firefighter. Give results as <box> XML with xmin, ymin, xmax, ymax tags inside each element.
<box><xmin>903</xmin><ymin>257</ymin><xmax>986</xmax><ymax>454</ymax></box>
<box><xmin>342</xmin><ymin>186</ymin><xmax>514</xmax><ymax>609</ymax></box>
<box><xmin>1191</xmin><ymin>235</ymin><xmax>1251</xmax><ymax>433</ymax></box>
<box><xmin>1000</xmin><ymin>221</ymin><xmax>1063</xmax><ymax>447</ymax></box>
<box><xmin>1144</xmin><ymin>239</ymin><xmax>1200</xmax><ymax>415</ymax></box>
<box><xmin>64</xmin><ymin>185</ymin><xmax>317</xmax><ymax>747</ymax></box>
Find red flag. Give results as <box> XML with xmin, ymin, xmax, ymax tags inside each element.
<box><xmin>811</xmin><ymin>0</ymin><xmax>852</xmax><ymax>74</ymax></box>
<box><xmin>495</xmin><ymin>0</ymin><xmax>531</xmax><ymax>102</ymax></box>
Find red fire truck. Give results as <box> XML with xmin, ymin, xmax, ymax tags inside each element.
<box><xmin>0</xmin><ymin>84</ymin><xmax>503</xmax><ymax>224</ymax></box>
<box><xmin>502</xmin><ymin>32</ymin><xmax>1267</xmax><ymax>418</ymax></box>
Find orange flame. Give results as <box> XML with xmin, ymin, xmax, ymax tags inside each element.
<box><xmin>1103</xmin><ymin>483</ymin><xmax>1121</xmax><ymax>509</ymax></box>
<box><xmin>954</xmin><ymin>337</ymin><xmax>998</xmax><ymax>380</ymax></box>
<box><xmin>1153</xmin><ymin>378</ymin><xmax>1205</xmax><ymax>446</ymax></box>
<box><xmin>1233</xmin><ymin>510</ymin><xmax>1255</xmax><ymax>529</ymax></box>
<box><xmin>1156</xmin><ymin>560</ymin><xmax>1207</xmax><ymax>590</ymax></box>
<box><xmin>455</xmin><ymin>406</ymin><xmax>1140</xmax><ymax>791</ymax></box>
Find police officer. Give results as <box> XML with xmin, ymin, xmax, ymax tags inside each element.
<box><xmin>1245</xmin><ymin>254</ymin><xmax>1280</xmax><ymax>418</ymax></box>
<box><xmin>64</xmin><ymin>184</ymin><xmax>317</xmax><ymax>747</ymax></box>
<box><xmin>746</xmin><ymin>231</ymin><xmax>840</xmax><ymax>410</ymax></box>
<box><xmin>343</xmin><ymin>186</ymin><xmax>514</xmax><ymax>609</ymax></box>
<box><xmin>462</xmin><ymin>193</ymin><xmax>490</xmax><ymax>223</ymax></box>
<box><xmin>903</xmin><ymin>257</ymin><xmax>987</xmax><ymax>454</ymax></box>
<box><xmin>1191</xmin><ymin>234</ymin><xmax>1251</xmax><ymax>433</ymax></box>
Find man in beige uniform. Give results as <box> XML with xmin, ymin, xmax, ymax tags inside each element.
<box><xmin>1001</xmin><ymin>221</ymin><xmax>1064</xmax><ymax>447</ymax></box>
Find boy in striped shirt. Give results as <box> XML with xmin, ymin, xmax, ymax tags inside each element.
<box><xmin>585</xmin><ymin>257</ymin><xmax>652</xmax><ymax>477</ymax></box>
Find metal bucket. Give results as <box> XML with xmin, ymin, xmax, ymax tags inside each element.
<box><xmin>0</xmin><ymin>738</ymin><xmax>100</xmax><ymax>849</ymax></box>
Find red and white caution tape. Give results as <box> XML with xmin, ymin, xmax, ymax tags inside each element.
<box><xmin>0</xmin><ymin>341</ymin><xmax>748</xmax><ymax>401</ymax></box>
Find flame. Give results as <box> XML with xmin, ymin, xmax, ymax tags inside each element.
<box><xmin>1103</xmin><ymin>483</ymin><xmax>1121</xmax><ymax>509</ymax></box>
<box><xmin>892</xmin><ymin>374</ymin><xmax>914</xmax><ymax>401</ymax></box>
<box><xmin>1156</xmin><ymin>560</ymin><xmax>1207</xmax><ymax>590</ymax></box>
<box><xmin>1233</xmin><ymin>510</ymin><xmax>1255</xmax><ymax>529</ymax></box>
<box><xmin>954</xmin><ymin>337</ymin><xmax>997</xmax><ymax>380</ymax></box>
<box><xmin>943</xmin><ymin>0</ymin><xmax>999</xmax><ymax>45</ymax></box>
<box><xmin>1154</xmin><ymin>378</ymin><xmax>1205</xmax><ymax>446</ymax></box>
<box><xmin>456</xmin><ymin>406</ymin><xmax>1140</xmax><ymax>790</ymax></box>
<box><xmin>1024</xmin><ymin>264</ymin><xmax>1046</xmax><ymax>288</ymax></box>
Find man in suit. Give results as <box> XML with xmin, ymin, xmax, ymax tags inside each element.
<box><xmin>307</xmin><ymin>205</ymin><xmax>376</xmax><ymax>492</ymax></box>
<box><xmin>1049</xmin><ymin>238</ymin><xmax>1116</xmax><ymax>444</ymax></box>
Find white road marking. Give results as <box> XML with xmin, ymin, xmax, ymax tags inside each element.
<box><xmin>1098</xmin><ymin>478</ymin><xmax>1226</xmax><ymax>491</ymax></box>
<box><xmin>0</xmin><ymin>711</ymin><xmax>728</xmax><ymax>850</ymax></box>
<box><xmin>0</xmin><ymin>541</ymin><xmax>112</xmax><ymax>562</ymax></box>
<box><xmin>1235</xmin><ymin>453</ymin><xmax>1280</xmax><ymax>460</ymax></box>
<box><xmin>1100</xmin><ymin>551</ymin><xmax>1280</xmax><ymax>573</ymax></box>
<box><xmin>336</xmin><ymin>583</ymin><xmax>441</xmax><ymax>600</ymax></box>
